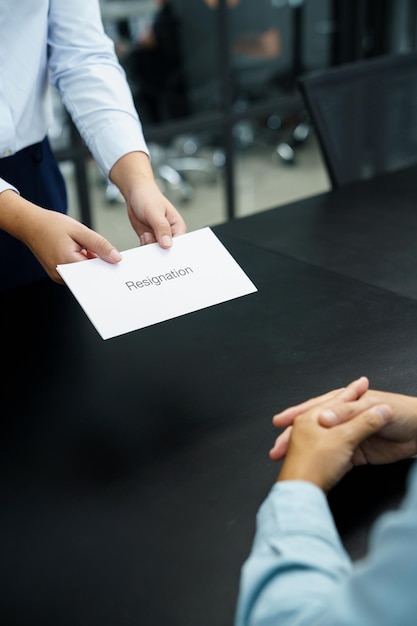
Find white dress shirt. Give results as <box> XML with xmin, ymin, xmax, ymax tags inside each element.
<box><xmin>0</xmin><ymin>0</ymin><xmax>148</xmax><ymax>193</ymax></box>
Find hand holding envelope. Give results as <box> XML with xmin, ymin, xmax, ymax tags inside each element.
<box><xmin>57</xmin><ymin>227</ymin><xmax>257</xmax><ymax>339</ymax></box>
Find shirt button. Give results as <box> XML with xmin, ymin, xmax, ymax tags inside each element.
<box><xmin>2</xmin><ymin>148</ymin><xmax>12</xmax><ymax>157</ymax></box>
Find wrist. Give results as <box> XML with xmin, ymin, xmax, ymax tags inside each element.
<box><xmin>0</xmin><ymin>190</ymin><xmax>41</xmax><ymax>243</ymax></box>
<box><xmin>276</xmin><ymin>458</ymin><xmax>328</xmax><ymax>491</ymax></box>
<box><xmin>109</xmin><ymin>151</ymin><xmax>155</xmax><ymax>199</ymax></box>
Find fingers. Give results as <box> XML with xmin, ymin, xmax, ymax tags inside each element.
<box><xmin>169</xmin><ymin>213</ymin><xmax>187</xmax><ymax>237</ymax></box>
<box><xmin>271</xmin><ymin>389</ymin><xmax>343</xmax><ymax>428</ymax></box>
<box><xmin>142</xmin><ymin>198</ymin><xmax>186</xmax><ymax>248</ymax></box>
<box><xmin>269</xmin><ymin>378</ymin><xmax>371</xmax><ymax>464</ymax></box>
<box><xmin>269</xmin><ymin>393</ymin><xmax>382</xmax><ymax>463</ymax></box>
<box><xmin>319</xmin><ymin>393</ymin><xmax>386</xmax><ymax>427</ymax></box>
<box><xmin>332</xmin><ymin>376</ymin><xmax>370</xmax><ymax>403</ymax></box>
<box><xmin>139</xmin><ymin>227</ymin><xmax>172</xmax><ymax>248</ymax></box>
<box><xmin>139</xmin><ymin>217</ymin><xmax>186</xmax><ymax>248</ymax></box>
<box><xmin>269</xmin><ymin>427</ymin><xmax>292</xmax><ymax>461</ymax></box>
<box><xmin>340</xmin><ymin>404</ymin><xmax>392</xmax><ymax>447</ymax></box>
<box><xmin>77</xmin><ymin>230</ymin><xmax>122</xmax><ymax>264</ymax></box>
<box><xmin>156</xmin><ymin>229</ymin><xmax>173</xmax><ymax>249</ymax></box>
<box><xmin>126</xmin><ymin>184</ymin><xmax>187</xmax><ymax>248</ymax></box>
<box><xmin>139</xmin><ymin>232</ymin><xmax>156</xmax><ymax>246</ymax></box>
<box><xmin>276</xmin><ymin>405</ymin><xmax>393</xmax><ymax>492</ymax></box>
<box><xmin>272</xmin><ymin>377</ymin><xmax>369</xmax><ymax>428</ymax></box>
<box><xmin>151</xmin><ymin>211</ymin><xmax>186</xmax><ymax>248</ymax></box>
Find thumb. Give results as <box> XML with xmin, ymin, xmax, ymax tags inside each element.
<box><xmin>147</xmin><ymin>216</ymin><xmax>173</xmax><ymax>249</ymax></box>
<box><xmin>155</xmin><ymin>225</ymin><xmax>173</xmax><ymax>249</ymax></box>
<box><xmin>343</xmin><ymin>404</ymin><xmax>392</xmax><ymax>446</ymax></box>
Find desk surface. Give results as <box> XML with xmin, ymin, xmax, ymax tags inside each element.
<box><xmin>223</xmin><ymin>164</ymin><xmax>417</xmax><ymax>299</ymax></box>
<box><xmin>2</xmin><ymin>166</ymin><xmax>417</xmax><ymax>625</ymax></box>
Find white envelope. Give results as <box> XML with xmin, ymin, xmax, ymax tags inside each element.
<box><xmin>57</xmin><ymin>227</ymin><xmax>257</xmax><ymax>339</ymax></box>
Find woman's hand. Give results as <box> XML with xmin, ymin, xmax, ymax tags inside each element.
<box><xmin>0</xmin><ymin>190</ymin><xmax>122</xmax><ymax>284</ymax></box>
<box><xmin>109</xmin><ymin>151</ymin><xmax>186</xmax><ymax>249</ymax></box>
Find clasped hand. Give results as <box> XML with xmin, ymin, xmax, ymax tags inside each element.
<box><xmin>270</xmin><ymin>376</ymin><xmax>417</xmax><ymax>492</ymax></box>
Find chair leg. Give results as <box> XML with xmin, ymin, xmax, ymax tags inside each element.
<box><xmin>156</xmin><ymin>164</ymin><xmax>195</xmax><ymax>203</ymax></box>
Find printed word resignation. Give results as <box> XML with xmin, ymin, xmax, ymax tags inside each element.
<box><xmin>125</xmin><ymin>267</ymin><xmax>194</xmax><ymax>290</ymax></box>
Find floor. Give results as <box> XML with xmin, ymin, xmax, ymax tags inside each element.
<box><xmin>61</xmin><ymin>130</ymin><xmax>330</xmax><ymax>253</ymax></box>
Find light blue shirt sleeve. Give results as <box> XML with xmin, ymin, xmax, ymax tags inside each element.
<box><xmin>47</xmin><ymin>0</ymin><xmax>149</xmax><ymax>176</ymax></box>
<box><xmin>0</xmin><ymin>1</ymin><xmax>148</xmax><ymax>181</ymax></box>
<box><xmin>235</xmin><ymin>462</ymin><xmax>417</xmax><ymax>626</ymax></box>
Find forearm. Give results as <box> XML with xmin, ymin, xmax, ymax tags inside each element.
<box><xmin>235</xmin><ymin>482</ymin><xmax>352</xmax><ymax>626</ymax></box>
<box><xmin>109</xmin><ymin>151</ymin><xmax>155</xmax><ymax>200</ymax></box>
<box><xmin>0</xmin><ymin>190</ymin><xmax>43</xmax><ymax>245</ymax></box>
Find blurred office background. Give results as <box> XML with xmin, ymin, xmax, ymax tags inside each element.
<box><xmin>50</xmin><ymin>0</ymin><xmax>417</xmax><ymax>251</ymax></box>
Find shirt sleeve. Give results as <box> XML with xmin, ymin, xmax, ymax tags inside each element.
<box><xmin>235</xmin><ymin>462</ymin><xmax>417</xmax><ymax>626</ymax></box>
<box><xmin>0</xmin><ymin>178</ymin><xmax>18</xmax><ymax>194</ymax></box>
<box><xmin>234</xmin><ymin>480</ymin><xmax>352</xmax><ymax>626</ymax></box>
<box><xmin>47</xmin><ymin>0</ymin><xmax>149</xmax><ymax>177</ymax></box>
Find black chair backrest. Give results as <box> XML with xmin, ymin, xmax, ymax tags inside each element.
<box><xmin>298</xmin><ymin>52</ymin><xmax>417</xmax><ymax>188</ymax></box>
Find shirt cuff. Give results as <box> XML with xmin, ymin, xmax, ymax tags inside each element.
<box><xmin>254</xmin><ymin>480</ymin><xmax>343</xmax><ymax>549</ymax></box>
<box><xmin>0</xmin><ymin>178</ymin><xmax>19</xmax><ymax>194</ymax></box>
<box><xmin>89</xmin><ymin>117</ymin><xmax>150</xmax><ymax>176</ymax></box>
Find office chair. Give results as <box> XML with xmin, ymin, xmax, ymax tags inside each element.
<box><xmin>231</xmin><ymin>55</ymin><xmax>310</xmax><ymax>165</ymax></box>
<box><xmin>298</xmin><ymin>52</ymin><xmax>417</xmax><ymax>188</ymax></box>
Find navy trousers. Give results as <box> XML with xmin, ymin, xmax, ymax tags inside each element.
<box><xmin>0</xmin><ymin>137</ymin><xmax>67</xmax><ymax>292</ymax></box>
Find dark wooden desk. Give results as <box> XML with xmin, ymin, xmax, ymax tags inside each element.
<box><xmin>2</xmin><ymin>166</ymin><xmax>417</xmax><ymax>626</ymax></box>
<box><xmin>222</xmin><ymin>164</ymin><xmax>417</xmax><ymax>299</ymax></box>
